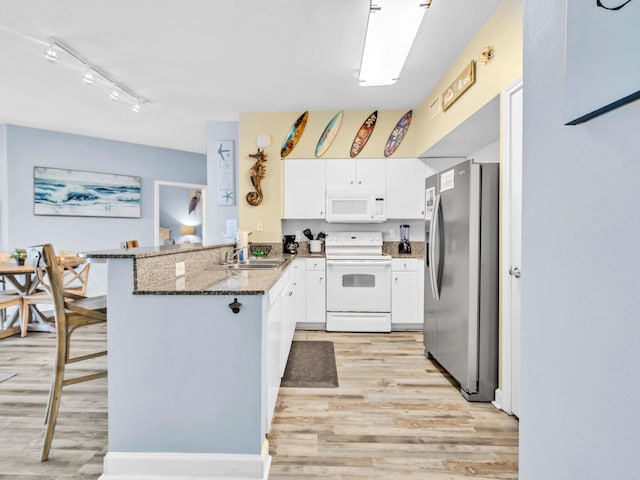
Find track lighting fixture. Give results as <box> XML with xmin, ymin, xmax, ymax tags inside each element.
<box><xmin>44</xmin><ymin>37</ymin><xmax>148</xmax><ymax>112</ymax></box>
<box><xmin>44</xmin><ymin>44</ymin><xmax>58</xmax><ymax>63</ymax></box>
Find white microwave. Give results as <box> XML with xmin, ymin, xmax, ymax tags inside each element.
<box><xmin>325</xmin><ymin>189</ymin><xmax>387</xmax><ymax>223</ymax></box>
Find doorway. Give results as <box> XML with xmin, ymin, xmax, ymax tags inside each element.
<box><xmin>154</xmin><ymin>181</ymin><xmax>207</xmax><ymax>246</ymax></box>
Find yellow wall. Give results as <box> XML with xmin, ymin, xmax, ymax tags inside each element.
<box><xmin>238</xmin><ymin>0</ymin><xmax>523</xmax><ymax>243</ymax></box>
<box><xmin>239</xmin><ymin>109</ymin><xmax>414</xmax><ymax>242</ymax></box>
<box><xmin>413</xmin><ymin>0</ymin><xmax>523</xmax><ymax>155</ymax></box>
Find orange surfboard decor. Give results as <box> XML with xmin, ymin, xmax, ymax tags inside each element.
<box><xmin>350</xmin><ymin>110</ymin><xmax>377</xmax><ymax>158</ymax></box>
<box><xmin>281</xmin><ymin>111</ymin><xmax>309</xmax><ymax>158</ymax></box>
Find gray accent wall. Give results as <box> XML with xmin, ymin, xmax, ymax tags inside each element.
<box><xmin>521</xmin><ymin>1</ymin><xmax>640</xmax><ymax>478</ymax></box>
<box><xmin>4</xmin><ymin>125</ymin><xmax>206</xmax><ymax>252</ymax></box>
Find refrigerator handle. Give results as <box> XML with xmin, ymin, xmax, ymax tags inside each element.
<box><xmin>429</xmin><ymin>193</ymin><xmax>441</xmax><ymax>301</ymax></box>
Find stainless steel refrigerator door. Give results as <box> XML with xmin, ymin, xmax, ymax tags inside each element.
<box><xmin>423</xmin><ymin>174</ymin><xmax>438</xmax><ymax>355</ymax></box>
<box><xmin>434</xmin><ymin>160</ymin><xmax>479</xmax><ymax>394</ymax></box>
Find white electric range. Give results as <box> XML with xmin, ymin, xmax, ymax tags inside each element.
<box><xmin>324</xmin><ymin>231</ymin><xmax>392</xmax><ymax>332</ymax></box>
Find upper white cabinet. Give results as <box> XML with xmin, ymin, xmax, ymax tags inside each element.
<box><xmin>326</xmin><ymin>158</ymin><xmax>386</xmax><ymax>190</ymax></box>
<box><xmin>386</xmin><ymin>158</ymin><xmax>426</xmax><ymax>219</ymax></box>
<box><xmin>283</xmin><ymin>159</ymin><xmax>326</xmax><ymax>219</ymax></box>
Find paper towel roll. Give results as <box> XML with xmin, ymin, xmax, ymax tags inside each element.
<box><xmin>237</xmin><ymin>231</ymin><xmax>250</xmax><ymax>249</ymax></box>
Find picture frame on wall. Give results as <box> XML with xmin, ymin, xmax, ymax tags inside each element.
<box><xmin>565</xmin><ymin>0</ymin><xmax>640</xmax><ymax>124</ymax></box>
<box><xmin>34</xmin><ymin>166</ymin><xmax>141</xmax><ymax>218</ymax></box>
<box><xmin>442</xmin><ymin>60</ymin><xmax>476</xmax><ymax>112</ymax></box>
<box><xmin>216</xmin><ymin>140</ymin><xmax>235</xmax><ymax>206</ymax></box>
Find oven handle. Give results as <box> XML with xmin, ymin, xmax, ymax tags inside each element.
<box><xmin>326</xmin><ymin>260</ymin><xmax>392</xmax><ymax>267</ymax></box>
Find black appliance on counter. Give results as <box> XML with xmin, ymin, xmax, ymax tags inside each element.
<box><xmin>283</xmin><ymin>235</ymin><xmax>299</xmax><ymax>254</ymax></box>
<box><xmin>399</xmin><ymin>224</ymin><xmax>411</xmax><ymax>254</ymax></box>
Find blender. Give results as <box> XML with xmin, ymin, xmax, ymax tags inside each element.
<box><xmin>399</xmin><ymin>224</ymin><xmax>411</xmax><ymax>254</ymax></box>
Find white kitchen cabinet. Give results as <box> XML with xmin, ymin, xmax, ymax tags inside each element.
<box><xmin>283</xmin><ymin>159</ymin><xmax>326</xmax><ymax>219</ymax></box>
<box><xmin>386</xmin><ymin>157</ymin><xmax>427</xmax><ymax>219</ymax></box>
<box><xmin>391</xmin><ymin>258</ymin><xmax>424</xmax><ymax>329</ymax></box>
<box><xmin>326</xmin><ymin>158</ymin><xmax>386</xmax><ymax>190</ymax></box>
<box><xmin>303</xmin><ymin>258</ymin><xmax>326</xmax><ymax>326</ymax></box>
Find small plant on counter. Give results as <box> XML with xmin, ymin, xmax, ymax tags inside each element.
<box><xmin>10</xmin><ymin>248</ymin><xmax>27</xmax><ymax>265</ymax></box>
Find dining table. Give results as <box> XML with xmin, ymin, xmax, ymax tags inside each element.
<box><xmin>0</xmin><ymin>256</ymin><xmax>85</xmax><ymax>337</ymax></box>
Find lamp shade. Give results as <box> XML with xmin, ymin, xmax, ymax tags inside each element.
<box><xmin>179</xmin><ymin>225</ymin><xmax>196</xmax><ymax>235</ymax></box>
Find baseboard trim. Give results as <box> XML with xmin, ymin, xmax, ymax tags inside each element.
<box><xmin>99</xmin><ymin>440</ymin><xmax>271</xmax><ymax>480</ymax></box>
<box><xmin>492</xmin><ymin>388</ymin><xmax>512</xmax><ymax>415</ymax></box>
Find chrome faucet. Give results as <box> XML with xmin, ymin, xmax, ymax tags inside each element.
<box><xmin>225</xmin><ymin>247</ymin><xmax>245</xmax><ymax>264</ymax></box>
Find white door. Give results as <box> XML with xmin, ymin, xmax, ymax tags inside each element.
<box><xmin>500</xmin><ymin>79</ymin><xmax>523</xmax><ymax>417</ymax></box>
<box><xmin>509</xmin><ymin>84</ymin><xmax>523</xmax><ymax>417</ymax></box>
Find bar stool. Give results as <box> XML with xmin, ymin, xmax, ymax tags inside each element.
<box><xmin>28</xmin><ymin>244</ymin><xmax>107</xmax><ymax>461</ymax></box>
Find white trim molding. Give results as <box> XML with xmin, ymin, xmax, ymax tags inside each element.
<box><xmin>99</xmin><ymin>440</ymin><xmax>271</xmax><ymax>480</ymax></box>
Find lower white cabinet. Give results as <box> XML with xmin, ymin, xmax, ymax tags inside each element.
<box><xmin>266</xmin><ymin>275</ymin><xmax>285</xmax><ymax>428</ymax></box>
<box><xmin>304</xmin><ymin>258</ymin><xmax>326</xmax><ymax>326</ymax></box>
<box><xmin>391</xmin><ymin>258</ymin><xmax>424</xmax><ymax>329</ymax></box>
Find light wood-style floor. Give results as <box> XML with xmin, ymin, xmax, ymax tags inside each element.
<box><xmin>0</xmin><ymin>326</ymin><xmax>518</xmax><ymax>479</ymax></box>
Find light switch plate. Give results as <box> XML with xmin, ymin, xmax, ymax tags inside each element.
<box><xmin>175</xmin><ymin>262</ymin><xmax>185</xmax><ymax>276</ymax></box>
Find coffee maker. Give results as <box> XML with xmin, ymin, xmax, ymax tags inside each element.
<box><xmin>283</xmin><ymin>235</ymin><xmax>299</xmax><ymax>254</ymax></box>
<box><xmin>399</xmin><ymin>224</ymin><xmax>411</xmax><ymax>254</ymax></box>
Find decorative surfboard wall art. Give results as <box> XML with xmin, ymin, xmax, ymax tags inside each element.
<box><xmin>383</xmin><ymin>110</ymin><xmax>413</xmax><ymax>157</ymax></box>
<box><xmin>315</xmin><ymin>111</ymin><xmax>344</xmax><ymax>158</ymax></box>
<box><xmin>280</xmin><ymin>111</ymin><xmax>309</xmax><ymax>158</ymax></box>
<box><xmin>350</xmin><ymin>110</ymin><xmax>378</xmax><ymax>158</ymax></box>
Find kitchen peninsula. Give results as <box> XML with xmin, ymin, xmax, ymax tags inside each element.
<box><xmin>81</xmin><ymin>243</ymin><xmax>293</xmax><ymax>480</ymax></box>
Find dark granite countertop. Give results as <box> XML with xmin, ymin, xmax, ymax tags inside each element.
<box><xmin>79</xmin><ymin>243</ymin><xmax>229</xmax><ymax>259</ymax></box>
<box><xmin>134</xmin><ymin>261</ymin><xmax>292</xmax><ymax>296</ymax></box>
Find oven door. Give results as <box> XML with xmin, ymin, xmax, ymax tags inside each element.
<box><xmin>326</xmin><ymin>259</ymin><xmax>391</xmax><ymax>312</ymax></box>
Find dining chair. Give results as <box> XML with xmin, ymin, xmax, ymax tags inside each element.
<box><xmin>0</xmin><ymin>294</ymin><xmax>22</xmax><ymax>339</ymax></box>
<box><xmin>21</xmin><ymin>259</ymin><xmax>92</xmax><ymax>337</ymax></box>
<box><xmin>27</xmin><ymin>244</ymin><xmax>107</xmax><ymax>461</ymax></box>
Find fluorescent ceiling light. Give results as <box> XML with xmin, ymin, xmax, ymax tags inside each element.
<box><xmin>359</xmin><ymin>0</ymin><xmax>428</xmax><ymax>86</ymax></box>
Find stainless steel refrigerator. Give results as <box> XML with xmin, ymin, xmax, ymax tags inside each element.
<box><xmin>424</xmin><ymin>159</ymin><xmax>499</xmax><ymax>402</ymax></box>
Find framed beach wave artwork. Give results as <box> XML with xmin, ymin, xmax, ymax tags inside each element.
<box><xmin>34</xmin><ymin>167</ymin><xmax>141</xmax><ymax>218</ymax></box>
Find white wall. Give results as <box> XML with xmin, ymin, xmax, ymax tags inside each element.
<box><xmin>206</xmin><ymin>121</ymin><xmax>239</xmax><ymax>245</ymax></box>
<box><xmin>521</xmin><ymin>1</ymin><xmax>640</xmax><ymax>478</ymax></box>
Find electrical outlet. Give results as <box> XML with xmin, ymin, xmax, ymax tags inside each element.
<box><xmin>256</xmin><ymin>220</ymin><xmax>264</xmax><ymax>232</ymax></box>
<box><xmin>175</xmin><ymin>262</ymin><xmax>185</xmax><ymax>276</ymax></box>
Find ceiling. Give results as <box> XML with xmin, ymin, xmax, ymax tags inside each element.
<box><xmin>0</xmin><ymin>0</ymin><xmax>501</xmax><ymax>154</ymax></box>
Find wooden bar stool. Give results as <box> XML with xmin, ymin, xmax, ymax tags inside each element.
<box><xmin>27</xmin><ymin>244</ymin><xmax>107</xmax><ymax>461</ymax></box>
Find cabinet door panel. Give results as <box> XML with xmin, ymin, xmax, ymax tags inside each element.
<box><xmin>284</xmin><ymin>159</ymin><xmax>326</xmax><ymax>218</ymax></box>
<box><xmin>305</xmin><ymin>271</ymin><xmax>326</xmax><ymax>325</ymax></box>
<box><xmin>356</xmin><ymin>158</ymin><xmax>386</xmax><ymax>189</ymax></box>
<box><xmin>386</xmin><ymin>158</ymin><xmax>426</xmax><ymax>219</ymax></box>
<box><xmin>326</xmin><ymin>159</ymin><xmax>356</xmax><ymax>189</ymax></box>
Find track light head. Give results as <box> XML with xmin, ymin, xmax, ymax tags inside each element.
<box><xmin>109</xmin><ymin>89</ymin><xmax>119</xmax><ymax>101</ymax></box>
<box><xmin>83</xmin><ymin>70</ymin><xmax>94</xmax><ymax>85</ymax></box>
<box><xmin>45</xmin><ymin>44</ymin><xmax>58</xmax><ymax>63</ymax></box>
<box><xmin>132</xmin><ymin>102</ymin><xmax>141</xmax><ymax>113</ymax></box>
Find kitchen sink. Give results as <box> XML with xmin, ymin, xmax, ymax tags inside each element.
<box><xmin>213</xmin><ymin>258</ymin><xmax>288</xmax><ymax>270</ymax></box>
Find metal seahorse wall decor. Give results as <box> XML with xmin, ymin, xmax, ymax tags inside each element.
<box><xmin>246</xmin><ymin>148</ymin><xmax>267</xmax><ymax>206</ymax></box>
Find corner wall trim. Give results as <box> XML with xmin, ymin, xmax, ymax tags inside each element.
<box><xmin>99</xmin><ymin>441</ymin><xmax>271</xmax><ymax>480</ymax></box>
